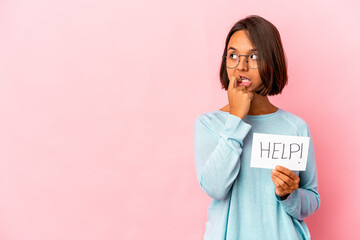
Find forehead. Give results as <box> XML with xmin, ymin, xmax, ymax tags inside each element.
<box><xmin>228</xmin><ymin>30</ymin><xmax>255</xmax><ymax>52</ymax></box>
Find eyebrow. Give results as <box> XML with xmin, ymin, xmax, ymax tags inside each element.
<box><xmin>227</xmin><ymin>47</ymin><xmax>257</xmax><ymax>52</ymax></box>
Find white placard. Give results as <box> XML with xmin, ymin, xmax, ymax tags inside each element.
<box><xmin>250</xmin><ymin>133</ymin><xmax>310</xmax><ymax>171</ymax></box>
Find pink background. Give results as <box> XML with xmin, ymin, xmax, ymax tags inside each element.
<box><xmin>0</xmin><ymin>0</ymin><xmax>359</xmax><ymax>239</ymax></box>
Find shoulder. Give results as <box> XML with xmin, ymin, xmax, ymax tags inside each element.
<box><xmin>194</xmin><ymin>110</ymin><xmax>226</xmax><ymax>132</ymax></box>
<box><xmin>278</xmin><ymin>109</ymin><xmax>310</xmax><ymax>136</ymax></box>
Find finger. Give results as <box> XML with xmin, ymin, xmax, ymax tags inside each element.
<box><xmin>235</xmin><ymin>75</ymin><xmax>241</xmax><ymax>88</ymax></box>
<box><xmin>271</xmin><ymin>175</ymin><xmax>281</xmax><ymax>189</ymax></box>
<box><xmin>228</xmin><ymin>75</ymin><xmax>235</xmax><ymax>91</ymax></box>
<box><xmin>271</xmin><ymin>170</ymin><xmax>293</xmax><ymax>189</ymax></box>
<box><xmin>271</xmin><ymin>176</ymin><xmax>286</xmax><ymax>196</ymax></box>
<box><xmin>275</xmin><ymin>165</ymin><xmax>300</xmax><ymax>183</ymax></box>
<box><xmin>272</xmin><ymin>175</ymin><xmax>291</xmax><ymax>192</ymax></box>
<box><xmin>235</xmin><ymin>75</ymin><xmax>241</xmax><ymax>89</ymax></box>
<box><xmin>272</xmin><ymin>176</ymin><xmax>292</xmax><ymax>197</ymax></box>
<box><xmin>270</xmin><ymin>175</ymin><xmax>280</xmax><ymax>188</ymax></box>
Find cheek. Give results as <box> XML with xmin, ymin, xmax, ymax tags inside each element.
<box><xmin>226</xmin><ymin>69</ymin><xmax>235</xmax><ymax>79</ymax></box>
<box><xmin>253</xmin><ymin>71</ymin><xmax>262</xmax><ymax>83</ymax></box>
<box><xmin>226</xmin><ymin>69</ymin><xmax>231</xmax><ymax>77</ymax></box>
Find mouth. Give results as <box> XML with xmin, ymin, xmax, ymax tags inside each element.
<box><xmin>237</xmin><ymin>75</ymin><xmax>252</xmax><ymax>87</ymax></box>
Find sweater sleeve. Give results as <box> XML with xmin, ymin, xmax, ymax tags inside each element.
<box><xmin>275</xmin><ymin>126</ymin><xmax>321</xmax><ymax>220</ymax></box>
<box><xmin>193</xmin><ymin>113</ymin><xmax>252</xmax><ymax>200</ymax></box>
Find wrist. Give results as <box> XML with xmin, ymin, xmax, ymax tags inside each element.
<box><xmin>280</xmin><ymin>194</ymin><xmax>290</xmax><ymax>200</ymax></box>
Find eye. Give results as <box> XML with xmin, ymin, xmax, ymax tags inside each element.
<box><xmin>249</xmin><ymin>53</ymin><xmax>258</xmax><ymax>60</ymax></box>
<box><xmin>229</xmin><ymin>53</ymin><xmax>238</xmax><ymax>60</ymax></box>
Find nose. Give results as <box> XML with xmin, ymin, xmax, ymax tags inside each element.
<box><xmin>236</xmin><ymin>56</ymin><xmax>248</xmax><ymax>71</ymax></box>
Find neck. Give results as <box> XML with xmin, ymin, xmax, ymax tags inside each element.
<box><xmin>247</xmin><ymin>94</ymin><xmax>278</xmax><ymax>115</ymax></box>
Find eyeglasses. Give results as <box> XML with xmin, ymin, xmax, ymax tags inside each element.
<box><xmin>222</xmin><ymin>52</ymin><xmax>258</xmax><ymax>69</ymax></box>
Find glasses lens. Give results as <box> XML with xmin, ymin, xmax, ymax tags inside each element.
<box><xmin>248</xmin><ymin>54</ymin><xmax>258</xmax><ymax>69</ymax></box>
<box><xmin>226</xmin><ymin>53</ymin><xmax>238</xmax><ymax>69</ymax></box>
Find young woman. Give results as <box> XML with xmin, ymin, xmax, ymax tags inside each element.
<box><xmin>194</xmin><ymin>15</ymin><xmax>320</xmax><ymax>240</ymax></box>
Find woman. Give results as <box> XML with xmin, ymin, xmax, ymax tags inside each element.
<box><xmin>193</xmin><ymin>15</ymin><xmax>320</xmax><ymax>240</ymax></box>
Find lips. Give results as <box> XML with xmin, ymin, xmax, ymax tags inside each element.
<box><xmin>237</xmin><ymin>75</ymin><xmax>252</xmax><ymax>87</ymax></box>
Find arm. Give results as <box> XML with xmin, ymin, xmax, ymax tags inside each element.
<box><xmin>193</xmin><ymin>113</ymin><xmax>252</xmax><ymax>200</ymax></box>
<box><xmin>274</xmin><ymin>129</ymin><xmax>321</xmax><ymax>220</ymax></box>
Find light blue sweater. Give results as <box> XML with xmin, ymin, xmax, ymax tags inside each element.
<box><xmin>193</xmin><ymin>108</ymin><xmax>320</xmax><ymax>240</ymax></box>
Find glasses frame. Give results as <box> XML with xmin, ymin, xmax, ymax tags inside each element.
<box><xmin>222</xmin><ymin>52</ymin><xmax>258</xmax><ymax>69</ymax></box>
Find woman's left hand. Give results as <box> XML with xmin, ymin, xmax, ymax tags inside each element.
<box><xmin>271</xmin><ymin>165</ymin><xmax>300</xmax><ymax>200</ymax></box>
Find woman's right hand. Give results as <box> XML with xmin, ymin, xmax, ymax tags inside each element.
<box><xmin>227</xmin><ymin>75</ymin><xmax>253</xmax><ymax>120</ymax></box>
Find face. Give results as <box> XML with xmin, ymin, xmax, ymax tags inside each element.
<box><xmin>226</xmin><ymin>30</ymin><xmax>264</xmax><ymax>92</ymax></box>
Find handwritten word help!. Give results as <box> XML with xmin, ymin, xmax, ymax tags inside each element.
<box><xmin>260</xmin><ymin>142</ymin><xmax>304</xmax><ymax>160</ymax></box>
<box><xmin>250</xmin><ymin>133</ymin><xmax>310</xmax><ymax>171</ymax></box>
